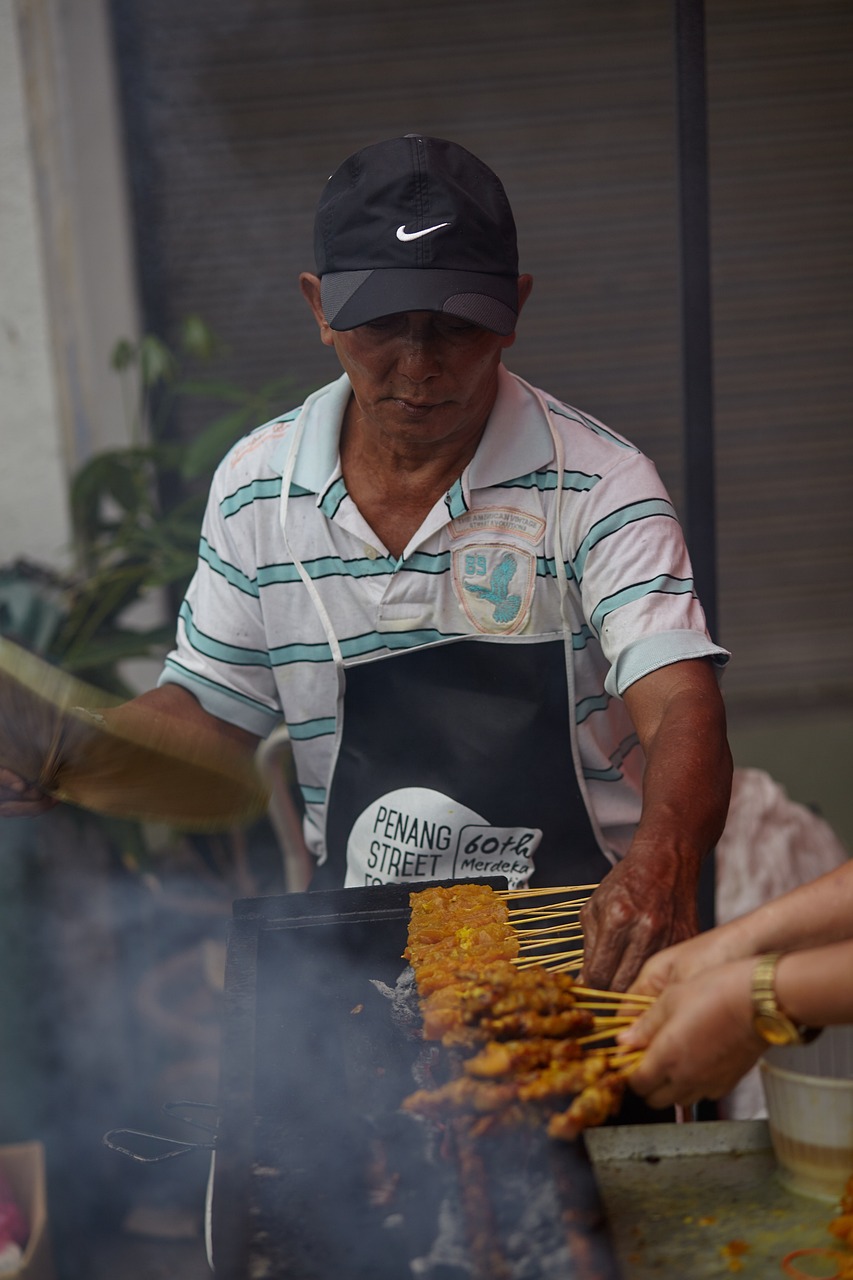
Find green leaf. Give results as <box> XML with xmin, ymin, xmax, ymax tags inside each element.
<box><xmin>174</xmin><ymin>379</ymin><xmax>249</xmax><ymax>403</ymax></box>
<box><xmin>110</xmin><ymin>338</ymin><xmax>137</xmax><ymax>372</ymax></box>
<box><xmin>59</xmin><ymin>623</ymin><xmax>176</xmax><ymax>673</ymax></box>
<box><xmin>180</xmin><ymin>406</ymin><xmax>257</xmax><ymax>479</ymax></box>
<box><xmin>139</xmin><ymin>336</ymin><xmax>179</xmax><ymax>387</ymax></box>
<box><xmin>180</xmin><ymin>315</ymin><xmax>219</xmax><ymax>362</ymax></box>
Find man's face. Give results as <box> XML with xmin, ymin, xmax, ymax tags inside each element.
<box><xmin>300</xmin><ymin>274</ymin><xmax>531</xmax><ymax>454</ymax></box>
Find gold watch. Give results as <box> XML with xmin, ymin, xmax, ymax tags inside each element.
<box><xmin>751</xmin><ymin>952</ymin><xmax>820</xmax><ymax>1046</ymax></box>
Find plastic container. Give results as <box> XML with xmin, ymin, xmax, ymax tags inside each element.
<box><xmin>760</xmin><ymin>1025</ymin><xmax>853</xmax><ymax>1202</ymax></box>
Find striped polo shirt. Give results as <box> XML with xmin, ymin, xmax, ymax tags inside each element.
<box><xmin>159</xmin><ymin>365</ymin><xmax>729</xmax><ymax>865</ymax></box>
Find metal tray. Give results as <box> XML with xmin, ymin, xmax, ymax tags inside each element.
<box><xmin>585</xmin><ymin>1119</ymin><xmax>840</xmax><ymax>1278</ymax></box>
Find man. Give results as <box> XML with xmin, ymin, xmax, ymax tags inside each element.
<box><xmin>0</xmin><ymin>135</ymin><xmax>732</xmax><ymax>990</ymax></box>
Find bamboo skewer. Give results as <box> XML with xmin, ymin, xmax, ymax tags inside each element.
<box><xmin>515</xmin><ymin>950</ymin><xmax>585</xmax><ymax>969</ymax></box>
<box><xmin>500</xmin><ymin>884</ymin><xmax>600</xmax><ymax>898</ymax></box>
<box><xmin>572</xmin><ymin>999</ymin><xmax>646</xmax><ymax>1012</ymax></box>
<box><xmin>603</xmin><ymin>1050</ymin><xmax>644</xmax><ymax>1071</ymax></box>
<box><xmin>515</xmin><ymin>921</ymin><xmax>585</xmax><ymax>939</ymax></box>
<box><xmin>577</xmin><ymin>1023</ymin><xmax>634</xmax><ymax>1045</ymax></box>
<box><xmin>571</xmin><ymin>985</ymin><xmax>656</xmax><ymax>1006</ymax></box>
<box><xmin>510</xmin><ymin>908</ymin><xmax>589</xmax><ymax>925</ymax></box>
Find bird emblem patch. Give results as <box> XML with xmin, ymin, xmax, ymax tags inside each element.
<box><xmin>452</xmin><ymin>543</ymin><xmax>536</xmax><ymax>634</ymax></box>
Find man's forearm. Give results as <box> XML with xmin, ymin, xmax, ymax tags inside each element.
<box><xmin>105</xmin><ymin>683</ymin><xmax>260</xmax><ymax>751</ymax></box>
<box><xmin>625</xmin><ymin>660</ymin><xmax>732</xmax><ymax>872</ymax></box>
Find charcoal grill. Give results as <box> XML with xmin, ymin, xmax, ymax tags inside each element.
<box><xmin>210</xmin><ymin>880</ymin><xmax>623</xmax><ymax>1279</ymax></box>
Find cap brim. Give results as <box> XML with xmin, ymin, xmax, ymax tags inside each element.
<box><xmin>320</xmin><ymin>268</ymin><xmax>519</xmax><ymax>335</ymax></box>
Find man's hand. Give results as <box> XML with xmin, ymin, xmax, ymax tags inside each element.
<box><xmin>580</xmin><ymin>843</ymin><xmax>700</xmax><ymax>991</ymax></box>
<box><xmin>0</xmin><ymin>768</ymin><xmax>57</xmax><ymax>818</ymax></box>
<box><xmin>616</xmin><ymin>957</ymin><xmax>765</xmax><ymax>1109</ymax></box>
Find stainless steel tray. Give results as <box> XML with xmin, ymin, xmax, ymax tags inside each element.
<box><xmin>586</xmin><ymin>1119</ymin><xmax>841</xmax><ymax>1278</ymax></box>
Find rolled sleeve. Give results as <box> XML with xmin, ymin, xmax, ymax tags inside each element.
<box><xmin>605</xmin><ymin>629</ymin><xmax>730</xmax><ymax>697</ymax></box>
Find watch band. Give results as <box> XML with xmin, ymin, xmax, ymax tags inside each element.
<box><xmin>751</xmin><ymin>952</ymin><xmax>821</xmax><ymax>1046</ymax></box>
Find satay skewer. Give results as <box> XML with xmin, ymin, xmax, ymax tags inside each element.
<box><xmin>571</xmin><ymin>985</ymin><xmax>656</xmax><ymax>1006</ymax></box>
<box><xmin>515</xmin><ymin>948</ymin><xmax>585</xmax><ymax>969</ymax></box>
<box><xmin>509</xmin><ymin>912</ymin><xmax>586</xmax><ymax>932</ymax></box>
<box><xmin>602</xmin><ymin>1050</ymin><xmax>644</xmax><ymax>1072</ymax></box>
<box><xmin>575</xmin><ymin>1023</ymin><xmax>635</xmax><ymax>1046</ymax></box>
<box><xmin>572</xmin><ymin>999</ymin><xmax>649</xmax><ymax>1012</ymax></box>
<box><xmin>500</xmin><ymin>884</ymin><xmax>600</xmax><ymax>898</ymax></box>
<box><xmin>514</xmin><ymin>921</ymin><xmax>585</xmax><ymax>939</ymax></box>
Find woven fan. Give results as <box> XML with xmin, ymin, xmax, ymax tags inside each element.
<box><xmin>0</xmin><ymin>638</ymin><xmax>268</xmax><ymax>830</ymax></box>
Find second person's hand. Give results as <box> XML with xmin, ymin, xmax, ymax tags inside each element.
<box><xmin>616</xmin><ymin>957</ymin><xmax>766</xmax><ymax>1109</ymax></box>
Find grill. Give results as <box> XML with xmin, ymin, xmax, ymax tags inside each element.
<box><xmin>209</xmin><ymin>881</ymin><xmax>623</xmax><ymax>1279</ymax></box>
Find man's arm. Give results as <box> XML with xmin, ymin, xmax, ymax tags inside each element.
<box><xmin>0</xmin><ymin>683</ymin><xmax>259</xmax><ymax>818</ymax></box>
<box><xmin>579</xmin><ymin>657</ymin><xmax>733</xmax><ymax>991</ymax></box>
<box><xmin>105</xmin><ymin>683</ymin><xmax>260</xmax><ymax>750</ymax></box>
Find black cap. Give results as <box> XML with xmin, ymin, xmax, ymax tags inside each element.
<box><xmin>315</xmin><ymin>135</ymin><xmax>520</xmax><ymax>334</ymax></box>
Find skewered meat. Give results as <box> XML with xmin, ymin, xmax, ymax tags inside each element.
<box><xmin>402</xmin><ymin>883</ymin><xmax>628</xmax><ymax>1142</ymax></box>
<box><xmin>402</xmin><ymin>1076</ymin><xmax>518</xmax><ymax>1118</ymax></box>
<box><xmin>463</xmin><ymin>1037</ymin><xmax>584</xmax><ymax>1078</ymax></box>
<box><xmin>516</xmin><ymin>1055</ymin><xmax>608</xmax><ymax>1102</ymax></box>
<box><xmin>546</xmin><ymin>1073</ymin><xmax>627</xmax><ymax>1141</ymax></box>
<box><xmin>476</xmin><ymin>1008</ymin><xmax>594</xmax><ymax>1040</ymax></box>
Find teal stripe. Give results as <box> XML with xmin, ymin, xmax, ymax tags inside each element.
<box><xmin>548</xmin><ymin>402</ymin><xmax>635</xmax><ymax>451</ymax></box>
<box><xmin>502</xmin><ymin>470</ymin><xmax>600</xmax><ymax>494</ymax></box>
<box><xmin>572</xmin><ymin>624</ymin><xmax>597</xmax><ymax>651</ymax></box>
<box><xmin>445</xmin><ymin>478</ymin><xmax>468</xmax><ymax>520</ymax></box>
<box><xmin>574</xmin><ymin>500</ymin><xmax>676</xmax><ymax>581</ymax></box>
<box><xmin>536</xmin><ymin>555</ymin><xmax>577</xmax><ymax>584</ymax></box>
<box><xmin>267</xmin><ymin>627</ymin><xmax>462</xmax><ymax>667</ymax></box>
<box><xmin>583</xmin><ymin>732</ymin><xmax>640</xmax><ymax>782</ymax></box>
<box><xmin>402</xmin><ymin>551</ymin><xmax>451</xmax><ymax>575</ymax></box>
<box><xmin>220</xmin><ymin>477</ymin><xmax>282</xmax><ymax>518</ymax></box>
<box><xmin>576</xmin><ymin>692</ymin><xmax>611</xmax><ymax>725</ymax></box>
<box><xmin>319</xmin><ymin>476</ymin><xmax>348</xmax><ymax>520</ymax></box>
<box><xmin>180</xmin><ymin>600</ymin><xmax>272</xmax><ymax>667</ymax></box>
<box><xmin>256</xmin><ymin>554</ymin><xmax>395</xmax><ymax>586</ymax></box>
<box><xmin>590</xmin><ymin>576</ymin><xmax>695</xmax><ymax>635</ymax></box>
<box><xmin>300</xmin><ymin>785</ymin><xmax>327</xmax><ymax>805</ymax></box>
<box><xmin>583</xmin><ymin>765</ymin><xmax>622</xmax><ymax>782</ymax></box>
<box><xmin>199</xmin><ymin>537</ymin><xmax>260</xmax><ymax>597</ymax></box>
<box><xmin>287</xmin><ymin>717</ymin><xmax>336</xmax><ymax>741</ymax></box>
<box><xmin>161</xmin><ymin>656</ymin><xmax>278</xmax><ymax>718</ymax></box>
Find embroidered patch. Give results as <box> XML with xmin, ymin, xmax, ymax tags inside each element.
<box><xmin>449</xmin><ymin>506</ymin><xmax>545</xmax><ymax>544</ymax></box>
<box><xmin>452</xmin><ymin>543</ymin><xmax>536</xmax><ymax>634</ymax></box>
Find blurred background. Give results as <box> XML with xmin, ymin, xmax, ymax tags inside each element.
<box><xmin>0</xmin><ymin>1</ymin><xmax>851</xmax><ymax>1276</ymax></box>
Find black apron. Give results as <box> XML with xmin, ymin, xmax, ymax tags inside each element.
<box><xmin>316</xmin><ymin>637</ymin><xmax>610</xmax><ymax>892</ymax></box>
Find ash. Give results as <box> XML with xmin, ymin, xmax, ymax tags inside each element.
<box><xmin>369</xmin><ymin>965</ymin><xmax>421</xmax><ymax>1037</ymax></box>
<box><xmin>408</xmin><ymin>1140</ymin><xmax>577</xmax><ymax>1280</ymax></box>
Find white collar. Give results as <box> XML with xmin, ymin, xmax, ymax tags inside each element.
<box><xmin>279</xmin><ymin>364</ymin><xmax>555</xmax><ymax>495</ymax></box>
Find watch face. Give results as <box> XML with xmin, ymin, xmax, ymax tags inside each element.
<box><xmin>755</xmin><ymin>1013</ymin><xmax>799</xmax><ymax>1046</ymax></box>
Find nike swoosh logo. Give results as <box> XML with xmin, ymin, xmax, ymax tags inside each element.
<box><xmin>396</xmin><ymin>222</ymin><xmax>450</xmax><ymax>242</ymax></box>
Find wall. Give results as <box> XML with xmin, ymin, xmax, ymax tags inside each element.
<box><xmin>0</xmin><ymin>0</ymin><xmax>70</xmax><ymax>567</ymax></box>
<box><xmin>0</xmin><ymin>0</ymin><xmax>141</xmax><ymax>569</ymax></box>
